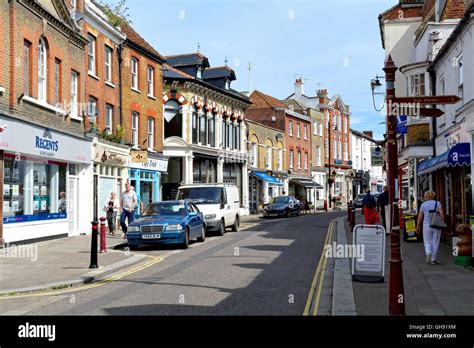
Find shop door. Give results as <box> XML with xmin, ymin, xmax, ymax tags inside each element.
<box><xmin>141</xmin><ymin>181</ymin><xmax>153</xmax><ymax>207</ymax></box>
<box><xmin>68</xmin><ymin>177</ymin><xmax>79</xmax><ymax>235</ymax></box>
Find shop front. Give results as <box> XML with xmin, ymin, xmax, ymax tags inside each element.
<box><xmin>249</xmin><ymin>171</ymin><xmax>284</xmax><ymax>213</ymax></box>
<box><xmin>129</xmin><ymin>152</ymin><xmax>168</xmax><ymax>207</ymax></box>
<box><xmin>289</xmin><ymin>176</ymin><xmax>322</xmax><ymax>204</ymax></box>
<box><xmin>93</xmin><ymin>141</ymin><xmax>130</xmax><ymax>221</ymax></box>
<box><xmin>418</xmin><ymin>142</ymin><xmax>472</xmax><ymax>240</ymax></box>
<box><xmin>0</xmin><ymin>116</ymin><xmax>92</xmax><ymax>243</ymax></box>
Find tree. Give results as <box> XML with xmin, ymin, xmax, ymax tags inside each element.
<box><xmin>97</xmin><ymin>0</ymin><xmax>131</xmax><ymax>26</ymax></box>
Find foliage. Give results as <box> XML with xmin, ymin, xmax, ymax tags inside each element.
<box><xmin>97</xmin><ymin>0</ymin><xmax>131</xmax><ymax>27</ymax></box>
<box><xmin>99</xmin><ymin>129</ymin><xmax>122</xmax><ymax>144</ymax></box>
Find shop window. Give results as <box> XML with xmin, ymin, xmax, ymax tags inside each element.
<box><xmin>3</xmin><ymin>157</ymin><xmax>67</xmax><ymax>223</ymax></box>
<box><xmin>164</xmin><ymin>100</ymin><xmax>183</xmax><ymax>140</ymax></box>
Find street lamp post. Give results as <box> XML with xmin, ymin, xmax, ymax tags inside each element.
<box><xmin>383</xmin><ymin>55</ymin><xmax>405</xmax><ymax>316</ymax></box>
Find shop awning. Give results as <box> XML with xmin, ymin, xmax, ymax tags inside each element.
<box><xmin>292</xmin><ymin>179</ymin><xmax>324</xmax><ymax>189</ymax></box>
<box><xmin>417</xmin><ymin>143</ymin><xmax>471</xmax><ymax>176</ymax></box>
<box><xmin>251</xmin><ymin>171</ymin><xmax>284</xmax><ymax>186</ymax></box>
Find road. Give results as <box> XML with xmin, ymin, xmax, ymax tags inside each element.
<box><xmin>0</xmin><ymin>211</ymin><xmax>344</xmax><ymax>315</ymax></box>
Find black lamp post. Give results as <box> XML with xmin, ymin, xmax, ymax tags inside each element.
<box><xmin>327</xmin><ymin>120</ymin><xmax>338</xmax><ymax>208</ymax></box>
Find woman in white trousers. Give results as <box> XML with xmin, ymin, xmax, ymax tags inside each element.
<box><xmin>416</xmin><ymin>191</ymin><xmax>445</xmax><ymax>264</ymax></box>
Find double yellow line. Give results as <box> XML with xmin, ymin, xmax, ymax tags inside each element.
<box><xmin>0</xmin><ymin>255</ymin><xmax>163</xmax><ymax>300</ymax></box>
<box><xmin>303</xmin><ymin>219</ymin><xmax>335</xmax><ymax>316</ymax></box>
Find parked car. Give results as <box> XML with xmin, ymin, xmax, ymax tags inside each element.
<box><xmin>263</xmin><ymin>196</ymin><xmax>302</xmax><ymax>218</ymax></box>
<box><xmin>126</xmin><ymin>200</ymin><xmax>206</xmax><ymax>250</ymax></box>
<box><xmin>354</xmin><ymin>194</ymin><xmax>365</xmax><ymax>208</ymax></box>
<box><xmin>177</xmin><ymin>183</ymin><xmax>240</xmax><ymax>236</ymax></box>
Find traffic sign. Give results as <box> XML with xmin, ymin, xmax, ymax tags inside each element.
<box><xmin>392</xmin><ymin>95</ymin><xmax>461</xmax><ymax>105</ymax></box>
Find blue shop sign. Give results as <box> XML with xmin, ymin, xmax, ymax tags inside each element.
<box><xmin>4</xmin><ymin>212</ymin><xmax>67</xmax><ymax>224</ymax></box>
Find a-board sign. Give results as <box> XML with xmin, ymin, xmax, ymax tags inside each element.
<box><xmin>352</xmin><ymin>224</ymin><xmax>386</xmax><ymax>283</ymax></box>
<box><xmin>404</xmin><ymin>215</ymin><xmax>418</xmax><ymax>242</ymax></box>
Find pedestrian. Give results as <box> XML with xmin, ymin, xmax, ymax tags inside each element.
<box><xmin>416</xmin><ymin>190</ymin><xmax>445</xmax><ymax>265</ymax></box>
<box><xmin>58</xmin><ymin>192</ymin><xmax>67</xmax><ymax>213</ymax></box>
<box><xmin>104</xmin><ymin>192</ymin><xmax>120</xmax><ymax>236</ymax></box>
<box><xmin>378</xmin><ymin>186</ymin><xmax>389</xmax><ymax>231</ymax></box>
<box><xmin>362</xmin><ymin>188</ymin><xmax>377</xmax><ymax>224</ymax></box>
<box><xmin>120</xmin><ymin>182</ymin><xmax>138</xmax><ymax>239</ymax></box>
<box><xmin>131</xmin><ymin>186</ymin><xmax>144</xmax><ymax>219</ymax></box>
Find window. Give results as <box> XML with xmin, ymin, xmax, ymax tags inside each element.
<box><xmin>208</xmin><ymin>112</ymin><xmax>215</xmax><ymax>147</ymax></box>
<box><xmin>192</xmin><ymin>107</ymin><xmax>198</xmax><ymax>144</ymax></box>
<box><xmin>457</xmin><ymin>55</ymin><xmax>463</xmax><ymax>100</ymax></box>
<box><xmin>147</xmin><ymin>117</ymin><xmax>154</xmax><ymax>150</ymax></box>
<box><xmin>221</xmin><ymin>118</ymin><xmax>226</xmax><ymax>148</ymax></box>
<box><xmin>54</xmin><ymin>59</ymin><xmax>61</xmax><ymax>105</ymax></box>
<box><xmin>132</xmin><ymin>112</ymin><xmax>139</xmax><ymax>147</ymax></box>
<box><xmin>316</xmin><ymin>146</ymin><xmax>321</xmax><ymax>166</ymax></box>
<box><xmin>290</xmin><ymin>150</ymin><xmax>294</xmax><ymax>168</ymax></box>
<box><xmin>319</xmin><ymin>123</ymin><xmax>323</xmax><ymax>137</ymax></box>
<box><xmin>344</xmin><ymin>142</ymin><xmax>348</xmax><ymax>161</ymax></box>
<box><xmin>87</xmin><ymin>34</ymin><xmax>96</xmax><ymax>75</ymax></box>
<box><xmin>227</xmin><ymin>122</ymin><xmax>232</xmax><ymax>149</ymax></box>
<box><xmin>278</xmin><ymin>149</ymin><xmax>283</xmax><ymax>171</ymax></box>
<box><xmin>38</xmin><ymin>38</ymin><xmax>47</xmax><ymax>102</ymax></box>
<box><xmin>164</xmin><ymin>100</ymin><xmax>182</xmax><ymax>139</ymax></box>
<box><xmin>296</xmin><ymin>123</ymin><xmax>301</xmax><ymax>138</ymax></box>
<box><xmin>131</xmin><ymin>57</ymin><xmax>138</xmax><ymax>90</ymax></box>
<box><xmin>266</xmin><ymin>146</ymin><xmax>272</xmax><ymax>170</ymax></box>
<box><xmin>343</xmin><ymin>116</ymin><xmax>347</xmax><ymax>133</ymax></box>
<box><xmin>313</xmin><ymin>122</ymin><xmax>318</xmax><ymax>136</ymax></box>
<box><xmin>88</xmin><ymin>97</ymin><xmax>97</xmax><ymax>122</ymax></box>
<box><xmin>289</xmin><ymin>120</ymin><xmax>293</xmax><ymax>136</ymax></box>
<box><xmin>337</xmin><ymin>115</ymin><xmax>341</xmax><ymax>131</ymax></box>
<box><xmin>304</xmin><ymin>153</ymin><xmax>308</xmax><ymax>170</ymax></box>
<box><xmin>304</xmin><ymin>125</ymin><xmax>308</xmax><ymax>139</ymax></box>
<box><xmin>147</xmin><ymin>66</ymin><xmax>154</xmax><ymax>96</ymax></box>
<box><xmin>199</xmin><ymin>110</ymin><xmax>207</xmax><ymax>145</ymax></box>
<box><xmin>23</xmin><ymin>41</ymin><xmax>31</xmax><ymax>96</ymax></box>
<box><xmin>251</xmin><ymin>143</ymin><xmax>258</xmax><ymax>167</ymax></box>
<box><xmin>105</xmin><ymin>46</ymin><xmax>112</xmax><ymax>83</ymax></box>
<box><xmin>297</xmin><ymin>151</ymin><xmax>301</xmax><ymax>169</ymax></box>
<box><xmin>409</xmin><ymin>73</ymin><xmax>425</xmax><ymax>96</ymax></box>
<box><xmin>105</xmin><ymin>104</ymin><xmax>113</xmax><ymax>134</ymax></box>
<box><xmin>70</xmin><ymin>71</ymin><xmax>78</xmax><ymax>118</ymax></box>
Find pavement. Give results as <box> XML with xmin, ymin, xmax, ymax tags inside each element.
<box><xmin>0</xmin><ymin>211</ymin><xmax>344</xmax><ymax>315</ymax></box>
<box><xmin>332</xmin><ymin>211</ymin><xmax>474</xmax><ymax>315</ymax></box>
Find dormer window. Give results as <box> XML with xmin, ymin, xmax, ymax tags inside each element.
<box><xmin>197</xmin><ymin>67</ymin><xmax>202</xmax><ymax>79</ymax></box>
<box><xmin>225</xmin><ymin>79</ymin><xmax>230</xmax><ymax>90</ymax></box>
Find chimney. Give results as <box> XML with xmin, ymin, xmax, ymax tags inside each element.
<box><xmin>294</xmin><ymin>78</ymin><xmax>304</xmax><ymax>97</ymax></box>
<box><xmin>317</xmin><ymin>89</ymin><xmax>328</xmax><ymax>104</ymax></box>
<box><xmin>363</xmin><ymin>131</ymin><xmax>373</xmax><ymax>139</ymax></box>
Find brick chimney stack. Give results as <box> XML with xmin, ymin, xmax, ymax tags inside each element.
<box><xmin>317</xmin><ymin>89</ymin><xmax>328</xmax><ymax>104</ymax></box>
<box><xmin>294</xmin><ymin>78</ymin><xmax>304</xmax><ymax>97</ymax></box>
<box><xmin>363</xmin><ymin>131</ymin><xmax>374</xmax><ymax>139</ymax></box>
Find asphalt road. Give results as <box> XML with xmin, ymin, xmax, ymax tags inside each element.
<box><xmin>0</xmin><ymin>211</ymin><xmax>345</xmax><ymax>316</ymax></box>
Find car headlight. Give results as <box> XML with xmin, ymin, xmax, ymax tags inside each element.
<box><xmin>166</xmin><ymin>224</ymin><xmax>183</xmax><ymax>231</ymax></box>
<box><xmin>128</xmin><ymin>226</ymin><xmax>140</xmax><ymax>232</ymax></box>
<box><xmin>205</xmin><ymin>214</ymin><xmax>216</xmax><ymax>220</ymax></box>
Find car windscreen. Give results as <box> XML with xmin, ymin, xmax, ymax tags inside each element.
<box><xmin>270</xmin><ymin>196</ymin><xmax>289</xmax><ymax>204</ymax></box>
<box><xmin>177</xmin><ymin>187</ymin><xmax>223</xmax><ymax>204</ymax></box>
<box><xmin>142</xmin><ymin>203</ymin><xmax>186</xmax><ymax>216</ymax></box>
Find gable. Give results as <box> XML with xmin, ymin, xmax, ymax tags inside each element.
<box><xmin>37</xmin><ymin>0</ymin><xmax>77</xmax><ymax>31</ymax></box>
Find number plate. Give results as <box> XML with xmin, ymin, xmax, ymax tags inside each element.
<box><xmin>142</xmin><ymin>233</ymin><xmax>161</xmax><ymax>239</ymax></box>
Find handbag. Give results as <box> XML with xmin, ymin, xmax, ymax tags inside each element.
<box><xmin>429</xmin><ymin>201</ymin><xmax>447</xmax><ymax>229</ymax></box>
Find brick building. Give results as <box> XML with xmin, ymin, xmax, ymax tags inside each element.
<box><xmin>0</xmin><ymin>0</ymin><xmax>92</xmax><ymax>244</ymax></box>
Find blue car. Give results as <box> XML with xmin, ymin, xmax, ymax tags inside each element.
<box><xmin>126</xmin><ymin>200</ymin><xmax>206</xmax><ymax>250</ymax></box>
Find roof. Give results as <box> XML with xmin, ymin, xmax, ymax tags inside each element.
<box><xmin>121</xmin><ymin>23</ymin><xmax>166</xmax><ymax>62</ymax></box>
<box><xmin>162</xmin><ymin>63</ymin><xmax>195</xmax><ymax>79</ymax></box>
<box><xmin>165</xmin><ymin>53</ymin><xmax>210</xmax><ymax>68</ymax></box>
<box><xmin>350</xmin><ymin>128</ymin><xmax>383</xmax><ymax>143</ymax></box>
<box><xmin>249</xmin><ymin>90</ymin><xmax>287</xmax><ymax>109</ymax></box>
<box><xmin>202</xmin><ymin>66</ymin><xmax>236</xmax><ymax>81</ymax></box>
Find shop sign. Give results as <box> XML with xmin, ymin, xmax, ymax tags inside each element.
<box><xmin>444</xmin><ymin>124</ymin><xmax>469</xmax><ymax>150</ymax></box>
<box><xmin>334</xmin><ymin>159</ymin><xmax>343</xmax><ymax>165</ymax></box>
<box><xmin>0</xmin><ymin>116</ymin><xmax>91</xmax><ymax>163</ymax></box>
<box><xmin>129</xmin><ymin>157</ymin><xmax>168</xmax><ymax>172</ymax></box>
<box><xmin>131</xmin><ymin>151</ymin><xmax>148</xmax><ymax>163</ymax></box>
<box><xmin>371</xmin><ymin>147</ymin><xmax>384</xmax><ymax>166</ymax></box>
<box><xmin>404</xmin><ymin>215</ymin><xmax>418</xmax><ymax>242</ymax></box>
<box><xmin>407</xmin><ymin>124</ymin><xmax>430</xmax><ymax>146</ymax></box>
<box><xmin>94</xmin><ymin>144</ymin><xmax>128</xmax><ymax>166</ymax></box>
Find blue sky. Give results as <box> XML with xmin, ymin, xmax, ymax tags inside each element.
<box><xmin>116</xmin><ymin>0</ymin><xmax>397</xmax><ymax>139</ymax></box>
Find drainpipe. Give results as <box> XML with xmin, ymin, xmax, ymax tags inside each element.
<box><xmin>117</xmin><ymin>43</ymin><xmax>124</xmax><ymax>140</ymax></box>
<box><xmin>430</xmin><ymin>70</ymin><xmax>437</xmax><ymax>157</ymax></box>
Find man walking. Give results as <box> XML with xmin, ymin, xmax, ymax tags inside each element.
<box><xmin>378</xmin><ymin>186</ymin><xmax>389</xmax><ymax>231</ymax></box>
<box><xmin>120</xmin><ymin>183</ymin><xmax>137</xmax><ymax>239</ymax></box>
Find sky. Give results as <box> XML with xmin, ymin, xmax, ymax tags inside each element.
<box><xmin>113</xmin><ymin>0</ymin><xmax>398</xmax><ymax>139</ymax></box>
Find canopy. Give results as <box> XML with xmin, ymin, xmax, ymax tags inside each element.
<box><xmin>417</xmin><ymin>143</ymin><xmax>471</xmax><ymax>176</ymax></box>
<box><xmin>292</xmin><ymin>179</ymin><xmax>324</xmax><ymax>189</ymax></box>
<box><xmin>251</xmin><ymin>171</ymin><xmax>284</xmax><ymax>186</ymax></box>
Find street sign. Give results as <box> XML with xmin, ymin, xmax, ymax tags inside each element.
<box><xmin>419</xmin><ymin>107</ymin><xmax>444</xmax><ymax>117</ymax></box>
<box><xmin>352</xmin><ymin>224</ymin><xmax>386</xmax><ymax>283</ymax></box>
<box><xmin>371</xmin><ymin>147</ymin><xmax>384</xmax><ymax>166</ymax></box>
<box><xmin>392</xmin><ymin>95</ymin><xmax>461</xmax><ymax>105</ymax></box>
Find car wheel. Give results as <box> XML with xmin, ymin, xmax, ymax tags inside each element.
<box><xmin>129</xmin><ymin>244</ymin><xmax>139</xmax><ymax>251</ymax></box>
<box><xmin>297</xmin><ymin>208</ymin><xmax>301</xmax><ymax>216</ymax></box>
<box><xmin>286</xmin><ymin>209</ymin><xmax>292</xmax><ymax>218</ymax></box>
<box><xmin>231</xmin><ymin>215</ymin><xmax>239</xmax><ymax>232</ymax></box>
<box><xmin>197</xmin><ymin>225</ymin><xmax>206</xmax><ymax>243</ymax></box>
<box><xmin>217</xmin><ymin>219</ymin><xmax>225</xmax><ymax>236</ymax></box>
<box><xmin>182</xmin><ymin>228</ymin><xmax>190</xmax><ymax>249</ymax></box>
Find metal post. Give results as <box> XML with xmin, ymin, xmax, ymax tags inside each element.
<box><xmin>89</xmin><ymin>221</ymin><xmax>99</xmax><ymax>269</ymax></box>
<box><xmin>328</xmin><ymin>120</ymin><xmax>332</xmax><ymax>209</ymax></box>
<box><xmin>383</xmin><ymin>55</ymin><xmax>405</xmax><ymax>316</ymax></box>
<box><xmin>99</xmin><ymin>217</ymin><xmax>107</xmax><ymax>254</ymax></box>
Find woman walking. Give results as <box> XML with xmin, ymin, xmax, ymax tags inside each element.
<box><xmin>416</xmin><ymin>190</ymin><xmax>445</xmax><ymax>265</ymax></box>
<box><xmin>104</xmin><ymin>192</ymin><xmax>120</xmax><ymax>236</ymax></box>
<box><xmin>362</xmin><ymin>189</ymin><xmax>377</xmax><ymax>224</ymax></box>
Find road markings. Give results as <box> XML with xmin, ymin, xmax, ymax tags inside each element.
<box><xmin>303</xmin><ymin>220</ymin><xmax>334</xmax><ymax>316</ymax></box>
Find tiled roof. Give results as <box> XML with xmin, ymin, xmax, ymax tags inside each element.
<box><xmin>121</xmin><ymin>23</ymin><xmax>166</xmax><ymax>62</ymax></box>
<box><xmin>165</xmin><ymin>53</ymin><xmax>210</xmax><ymax>68</ymax></box>
<box><xmin>162</xmin><ymin>64</ymin><xmax>195</xmax><ymax>79</ymax></box>
<box><xmin>249</xmin><ymin>90</ymin><xmax>287</xmax><ymax>109</ymax></box>
<box><xmin>202</xmin><ymin>66</ymin><xmax>236</xmax><ymax>81</ymax></box>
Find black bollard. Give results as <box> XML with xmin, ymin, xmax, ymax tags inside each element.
<box><xmin>89</xmin><ymin>221</ymin><xmax>99</xmax><ymax>269</ymax></box>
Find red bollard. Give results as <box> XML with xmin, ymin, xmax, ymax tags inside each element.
<box><xmin>324</xmin><ymin>200</ymin><xmax>328</xmax><ymax>212</ymax></box>
<box><xmin>347</xmin><ymin>203</ymin><xmax>353</xmax><ymax>221</ymax></box>
<box><xmin>99</xmin><ymin>217</ymin><xmax>107</xmax><ymax>253</ymax></box>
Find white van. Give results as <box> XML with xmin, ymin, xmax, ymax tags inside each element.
<box><xmin>176</xmin><ymin>183</ymin><xmax>240</xmax><ymax>235</ymax></box>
